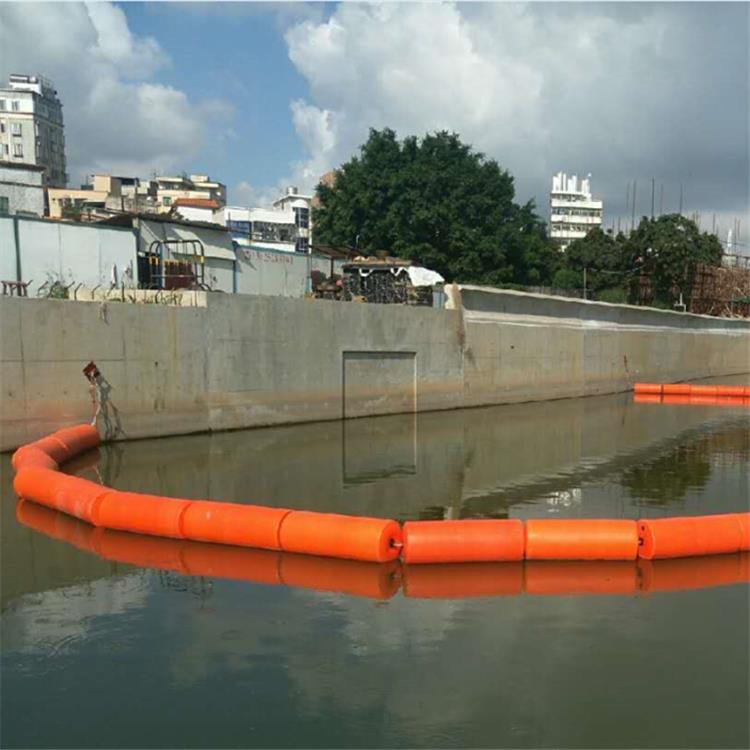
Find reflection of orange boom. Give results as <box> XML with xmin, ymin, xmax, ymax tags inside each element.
<box><xmin>17</xmin><ymin>501</ymin><xmax>748</xmax><ymax>600</ymax></box>
<box><xmin>16</xmin><ymin>501</ymin><xmax>400</xmax><ymax>600</ymax></box>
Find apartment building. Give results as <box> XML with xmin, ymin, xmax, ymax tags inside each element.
<box><xmin>549</xmin><ymin>172</ymin><xmax>603</xmax><ymax>251</ymax></box>
<box><xmin>0</xmin><ymin>74</ymin><xmax>67</xmax><ymax>187</ymax></box>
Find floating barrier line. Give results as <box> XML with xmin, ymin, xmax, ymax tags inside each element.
<box><xmin>11</xmin><ymin>425</ymin><xmax>750</xmax><ymax>564</ymax></box>
<box><xmin>633</xmin><ymin>382</ymin><xmax>750</xmax><ymax>406</ymax></box>
<box><xmin>16</xmin><ymin>501</ymin><xmax>750</xmax><ymax>600</ymax></box>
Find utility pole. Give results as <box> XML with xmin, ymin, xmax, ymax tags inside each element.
<box><xmin>631</xmin><ymin>180</ymin><xmax>637</xmax><ymax>232</ymax></box>
<box><xmin>679</xmin><ymin>183</ymin><xmax>683</xmax><ymax>215</ymax></box>
<box><xmin>651</xmin><ymin>178</ymin><xmax>655</xmax><ymax>219</ymax></box>
<box><xmin>625</xmin><ymin>182</ymin><xmax>631</xmax><ymax>235</ymax></box>
<box><xmin>659</xmin><ymin>183</ymin><xmax>664</xmax><ymax>216</ymax></box>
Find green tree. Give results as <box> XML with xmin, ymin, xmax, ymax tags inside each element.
<box><xmin>313</xmin><ymin>128</ymin><xmax>558</xmax><ymax>285</ymax></box>
<box><xmin>553</xmin><ymin>228</ymin><xmax>631</xmax><ymax>296</ymax></box>
<box><xmin>624</xmin><ymin>214</ymin><xmax>723</xmax><ymax>306</ymax></box>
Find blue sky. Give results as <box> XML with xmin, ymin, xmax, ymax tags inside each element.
<box><xmin>122</xmin><ymin>3</ymin><xmax>313</xmax><ymax>190</ymax></box>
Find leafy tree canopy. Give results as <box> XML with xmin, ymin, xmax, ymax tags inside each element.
<box><xmin>313</xmin><ymin>128</ymin><xmax>559</xmax><ymax>285</ymax></box>
<box><xmin>623</xmin><ymin>214</ymin><xmax>723</xmax><ymax>305</ymax></box>
<box><xmin>555</xmin><ymin>215</ymin><xmax>724</xmax><ymax>306</ymax></box>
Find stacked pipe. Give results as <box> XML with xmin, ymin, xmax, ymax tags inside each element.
<box><xmin>634</xmin><ymin>382</ymin><xmax>750</xmax><ymax>407</ymax></box>
<box><xmin>16</xmin><ymin>501</ymin><xmax>750</xmax><ymax>600</ymax></box>
<box><xmin>11</xmin><ymin>425</ymin><xmax>750</xmax><ymax>567</ymax></box>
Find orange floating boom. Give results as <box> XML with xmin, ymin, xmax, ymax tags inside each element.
<box><xmin>17</xmin><ymin>502</ymin><xmax>750</xmax><ymax>599</ymax></box>
<box><xmin>634</xmin><ymin>383</ymin><xmax>662</xmax><ymax>395</ymax></box>
<box><xmin>277</xmin><ymin>510</ymin><xmax>402</xmax><ymax>563</ymax></box>
<box><xmin>638</xmin><ymin>514</ymin><xmax>748</xmax><ymax>559</ymax></box>
<box><xmin>401</xmin><ymin>519</ymin><xmax>524</xmax><ymax>564</ymax></box>
<box><xmin>526</xmin><ymin>519</ymin><xmax>639</xmax><ymax>560</ymax></box>
<box><xmin>10</xmin><ymin>424</ymin><xmax>750</xmax><ymax>566</ymax></box>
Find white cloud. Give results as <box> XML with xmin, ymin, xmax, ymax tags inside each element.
<box><xmin>0</xmin><ymin>2</ymin><xmax>234</xmax><ymax>183</ymax></box>
<box><xmin>230</xmin><ymin>179</ymin><xmax>278</xmax><ymax>209</ymax></box>
<box><xmin>282</xmin><ymin>3</ymin><xmax>749</xmax><ymax>221</ymax></box>
<box><xmin>85</xmin><ymin>2</ymin><xmax>167</xmax><ymax>78</ymax></box>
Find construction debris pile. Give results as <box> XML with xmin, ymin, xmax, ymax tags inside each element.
<box><xmin>689</xmin><ymin>262</ymin><xmax>750</xmax><ymax>317</ymax></box>
<box><xmin>312</xmin><ymin>254</ymin><xmax>444</xmax><ymax>306</ymax></box>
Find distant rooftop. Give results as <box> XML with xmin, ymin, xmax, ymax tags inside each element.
<box><xmin>172</xmin><ymin>198</ymin><xmax>220</xmax><ymax>210</ymax></box>
<box><xmin>5</xmin><ymin>73</ymin><xmax>58</xmax><ymax>96</ymax></box>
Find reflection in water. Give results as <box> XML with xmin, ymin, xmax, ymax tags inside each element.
<box><xmin>622</xmin><ymin>443</ymin><xmax>713</xmax><ymax>506</ymax></box>
<box><xmin>2</xmin><ymin>382</ymin><xmax>749</xmax><ymax>749</ymax></box>
<box><xmin>12</xmin><ymin>499</ymin><xmax>750</xmax><ymax>601</ymax></box>
<box><xmin>622</xmin><ymin>423</ymin><xmax>749</xmax><ymax>507</ymax></box>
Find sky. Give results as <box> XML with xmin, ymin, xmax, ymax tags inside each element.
<box><xmin>0</xmin><ymin>2</ymin><xmax>747</xmax><ymax>242</ymax></box>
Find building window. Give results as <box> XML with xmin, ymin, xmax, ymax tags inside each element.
<box><xmin>11</xmin><ymin>100</ymin><xmax>20</xmax><ymax>112</ymax></box>
<box><xmin>11</xmin><ymin>122</ymin><xmax>22</xmax><ymax>136</ymax></box>
<box><xmin>227</xmin><ymin>220</ymin><xmax>251</xmax><ymax>235</ymax></box>
<box><xmin>0</xmin><ymin>100</ymin><xmax>5</xmax><ymax>111</ymax></box>
<box><xmin>0</xmin><ymin>196</ymin><xmax>9</xmax><ymax>215</ymax></box>
<box><xmin>294</xmin><ymin>206</ymin><xmax>310</xmax><ymax>229</ymax></box>
<box><xmin>12</xmin><ymin>143</ymin><xmax>23</xmax><ymax>157</ymax></box>
<box><xmin>295</xmin><ymin>236</ymin><xmax>309</xmax><ymax>254</ymax></box>
<box><xmin>162</xmin><ymin>196</ymin><xmax>171</xmax><ymax>206</ymax></box>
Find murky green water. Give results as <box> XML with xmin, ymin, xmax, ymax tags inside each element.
<box><xmin>2</xmin><ymin>380</ymin><xmax>749</xmax><ymax>748</ymax></box>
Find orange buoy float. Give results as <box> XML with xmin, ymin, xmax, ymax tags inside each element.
<box><xmin>638</xmin><ymin>514</ymin><xmax>747</xmax><ymax>559</ymax></box>
<box><xmin>662</xmin><ymin>383</ymin><xmax>692</xmax><ymax>396</ymax></box>
<box><xmin>634</xmin><ymin>383</ymin><xmax>662</xmax><ymax>395</ymax></box>
<box><xmin>93</xmin><ymin>490</ymin><xmax>191</xmax><ymax>539</ymax></box>
<box><xmin>728</xmin><ymin>512</ymin><xmax>750</xmax><ymax>550</ymax></box>
<box><xmin>277</xmin><ymin>510</ymin><xmax>402</xmax><ymax>563</ymax></box>
<box><xmin>525</xmin><ymin>519</ymin><xmax>639</xmax><ymax>560</ymax></box>
<box><xmin>181</xmin><ymin>500</ymin><xmax>291</xmax><ymax>551</ymax></box>
<box><xmin>12</xmin><ymin>445</ymin><xmax>60</xmax><ymax>471</ymax></box>
<box><xmin>14</xmin><ymin>467</ymin><xmax>108</xmax><ymax>523</ymax></box>
<box><xmin>401</xmin><ymin>519</ymin><xmax>524</xmax><ymax>564</ymax></box>
<box><xmin>52</xmin><ymin>425</ymin><xmax>101</xmax><ymax>461</ymax></box>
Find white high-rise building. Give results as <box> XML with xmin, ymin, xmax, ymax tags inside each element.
<box><xmin>0</xmin><ymin>74</ymin><xmax>67</xmax><ymax>187</ymax></box>
<box><xmin>549</xmin><ymin>172</ymin><xmax>603</xmax><ymax>250</ymax></box>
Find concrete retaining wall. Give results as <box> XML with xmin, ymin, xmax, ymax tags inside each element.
<box><xmin>0</xmin><ymin>293</ymin><xmax>463</xmax><ymax>450</ymax></box>
<box><xmin>453</xmin><ymin>285</ymin><xmax>750</xmax><ymax>407</ymax></box>
<box><xmin>1</xmin><ymin>286</ymin><xmax>747</xmax><ymax>451</ymax></box>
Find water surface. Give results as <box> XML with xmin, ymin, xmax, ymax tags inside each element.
<box><xmin>2</xmin><ymin>381</ymin><xmax>749</xmax><ymax>748</ymax></box>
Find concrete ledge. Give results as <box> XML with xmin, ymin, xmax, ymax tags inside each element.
<box><xmin>456</xmin><ymin>284</ymin><xmax>750</xmax><ymax>331</ymax></box>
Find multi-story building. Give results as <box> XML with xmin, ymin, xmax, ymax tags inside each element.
<box><xmin>218</xmin><ymin>186</ymin><xmax>312</xmax><ymax>254</ymax></box>
<box><xmin>549</xmin><ymin>172</ymin><xmax>603</xmax><ymax>251</ymax></box>
<box><xmin>47</xmin><ymin>174</ymin><xmax>158</xmax><ymax>219</ymax></box>
<box><xmin>0</xmin><ymin>161</ymin><xmax>46</xmax><ymax>216</ymax></box>
<box><xmin>155</xmin><ymin>174</ymin><xmax>226</xmax><ymax>212</ymax></box>
<box><xmin>0</xmin><ymin>74</ymin><xmax>67</xmax><ymax>187</ymax></box>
